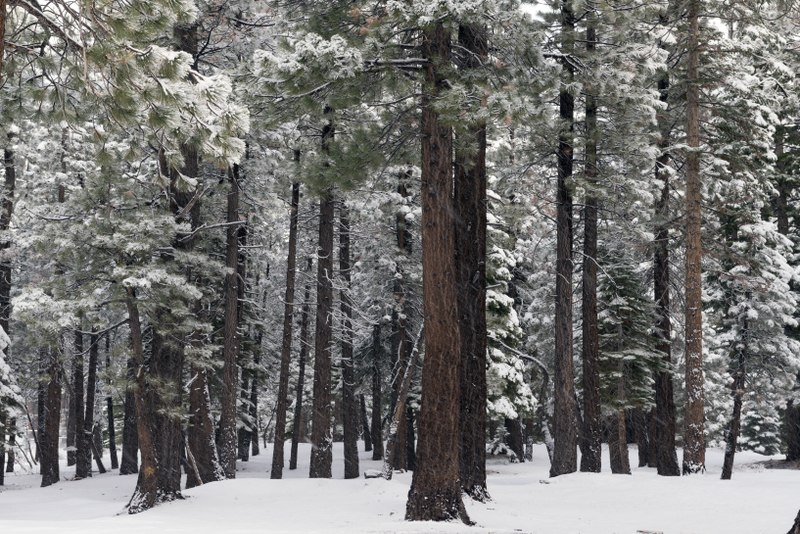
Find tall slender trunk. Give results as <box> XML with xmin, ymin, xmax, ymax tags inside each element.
<box><xmin>85</xmin><ymin>331</ymin><xmax>106</xmax><ymax>474</ymax></box>
<box><xmin>405</xmin><ymin>21</ymin><xmax>468</xmax><ymax>524</ymax></box>
<box><xmin>721</xmin><ymin>332</ymin><xmax>746</xmax><ymax>480</ymax></box>
<box><xmin>579</xmin><ymin>7</ymin><xmax>601</xmax><ymax>474</ymax></box>
<box><xmin>0</xmin><ymin>412</ymin><xmax>5</xmax><ymax>485</ymax></box>
<box><xmin>682</xmin><ymin>0</ymin><xmax>706</xmax><ymax>475</ymax></box>
<box><xmin>75</xmin><ymin>331</ymin><xmax>91</xmax><ymax>478</ymax></box>
<box><xmin>126</xmin><ymin>289</ymin><xmax>159</xmax><ymax>514</ymax></box>
<box><xmin>310</xmin><ymin>186</ymin><xmax>335</xmax><ymax>478</ymax></box>
<box><xmin>289</xmin><ymin>262</ymin><xmax>312</xmax><ymax>471</ymax></box>
<box><xmin>236</xmin><ymin>223</ymin><xmax>250</xmax><ymax>463</ymax></box>
<box><xmin>106</xmin><ymin>339</ymin><xmax>119</xmax><ymax>470</ymax></box>
<box><xmin>120</xmin><ymin>356</ymin><xmax>139</xmax><ymax>475</ymax></box>
<box><xmin>608</xmin><ymin>357</ymin><xmax>630</xmax><ymax>474</ymax></box>
<box><xmin>383</xmin><ymin>328</ymin><xmax>421</xmax><ymax>480</ymax></box>
<box><xmin>249</xmin><ymin>353</ymin><xmax>260</xmax><ymax>456</ymax></box>
<box><xmin>219</xmin><ymin>164</ymin><xmax>241</xmax><ymax>479</ymax></box>
<box><xmin>371</xmin><ymin>324</ymin><xmax>384</xmax><ymax>460</ymax></box>
<box><xmin>6</xmin><ymin>417</ymin><xmax>15</xmax><ymax>473</ymax></box>
<box><xmin>272</xmin><ymin>181</ymin><xmax>300</xmax><ymax>479</ymax></box>
<box><xmin>455</xmin><ymin>22</ymin><xmax>489</xmax><ymax>500</ymax></box>
<box><xmin>360</xmin><ymin>394</ymin><xmax>372</xmax><ymax>452</ymax></box>
<box><xmin>40</xmin><ymin>347</ymin><xmax>61</xmax><ymax>487</ymax></box>
<box><xmin>551</xmin><ymin>0</ymin><xmax>578</xmax><ymax>478</ymax></box>
<box><xmin>340</xmin><ymin>204</ymin><xmax>359</xmax><ymax>479</ymax></box>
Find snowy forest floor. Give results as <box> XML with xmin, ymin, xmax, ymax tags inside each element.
<box><xmin>0</xmin><ymin>443</ymin><xmax>797</xmax><ymax>533</ymax></box>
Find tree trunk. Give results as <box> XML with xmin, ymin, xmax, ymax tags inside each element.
<box><xmin>405</xmin><ymin>21</ymin><xmax>468</xmax><ymax>524</ymax></box>
<box><xmin>290</xmin><ymin>262</ymin><xmax>312</xmax><ymax>471</ymax></box>
<box><xmin>120</xmin><ymin>356</ymin><xmax>139</xmax><ymax>475</ymax></box>
<box><xmin>219</xmin><ymin>164</ymin><xmax>241</xmax><ymax>479</ymax></box>
<box><xmin>360</xmin><ymin>394</ymin><xmax>372</xmax><ymax>452</ymax></box>
<box><xmin>653</xmin><ymin>66</ymin><xmax>681</xmax><ymax>476</ymax></box>
<box><xmin>504</xmin><ymin>418</ymin><xmax>525</xmax><ymax>462</ymax></box>
<box><xmin>608</xmin><ymin>410</ymin><xmax>631</xmax><ymax>475</ymax></box>
<box><xmin>339</xmin><ymin>204</ymin><xmax>359</xmax><ymax>479</ymax></box>
<box><xmin>0</xmin><ymin>133</ymin><xmax>14</xmax><ymax>484</ymax></box>
<box><xmin>579</xmin><ymin>7</ymin><xmax>601</xmax><ymax>475</ymax></box>
<box><xmin>40</xmin><ymin>347</ymin><xmax>62</xmax><ymax>487</ymax></box>
<box><xmin>92</xmin><ymin>418</ymin><xmax>106</xmax><ymax>474</ymax></box>
<box><xmin>272</xmin><ymin>181</ymin><xmax>300</xmax><ymax>479</ymax></box>
<box><xmin>787</xmin><ymin>509</ymin><xmax>800</xmax><ymax>534</ymax></box>
<box><xmin>455</xmin><ymin>22</ymin><xmax>489</xmax><ymax>500</ymax></box>
<box><xmin>633</xmin><ymin>408</ymin><xmax>649</xmax><ymax>468</ymax></box>
<box><xmin>73</xmin><ymin>331</ymin><xmax>87</xmax><ymax>476</ymax></box>
<box><xmin>186</xmin><ymin>366</ymin><xmax>223</xmax><ymax>488</ymax></box>
<box><xmin>721</xmin><ymin>332</ymin><xmax>746</xmax><ymax>480</ymax></box>
<box><xmin>371</xmin><ymin>323</ymin><xmax>384</xmax><ymax>460</ymax></box>
<box><xmin>682</xmin><ymin>0</ymin><xmax>706</xmax><ymax>475</ymax></box>
<box><xmin>86</xmin><ymin>331</ymin><xmax>107</xmax><ymax>474</ymax></box>
<box><xmin>106</xmin><ymin>339</ymin><xmax>119</xmax><ymax>470</ymax></box>
<box><xmin>125</xmin><ymin>289</ymin><xmax>160</xmax><ymax>513</ymax></box>
<box><xmin>249</xmin><ymin>352</ymin><xmax>260</xmax><ymax>457</ymax></box>
<box><xmin>0</xmin><ymin>412</ymin><xmax>5</xmax><ymax>485</ymax></box>
<box><xmin>6</xmin><ymin>417</ymin><xmax>15</xmax><ymax>473</ymax></box>
<box><xmin>383</xmin><ymin>328</ymin><xmax>421</xmax><ymax>480</ymax></box>
<box><xmin>551</xmin><ymin>0</ymin><xmax>578</xmax><ymax>478</ymax></box>
<box><xmin>309</xmin><ymin>107</ymin><xmax>336</xmax><ymax>479</ymax></box>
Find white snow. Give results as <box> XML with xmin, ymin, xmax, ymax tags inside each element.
<box><xmin>0</xmin><ymin>443</ymin><xmax>797</xmax><ymax>533</ymax></box>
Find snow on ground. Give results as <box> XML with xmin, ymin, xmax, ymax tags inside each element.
<box><xmin>0</xmin><ymin>443</ymin><xmax>797</xmax><ymax>533</ymax></box>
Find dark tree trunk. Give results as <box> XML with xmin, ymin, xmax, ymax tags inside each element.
<box><xmin>371</xmin><ymin>324</ymin><xmax>384</xmax><ymax>461</ymax></box>
<box><xmin>405</xmin><ymin>21</ymin><xmax>468</xmax><ymax>524</ymax></box>
<box><xmin>653</xmin><ymin>69</ymin><xmax>681</xmax><ymax>476</ymax></box>
<box><xmin>92</xmin><ymin>419</ymin><xmax>106</xmax><ymax>474</ymax></box>
<box><xmin>40</xmin><ymin>347</ymin><xmax>62</xmax><ymax>487</ymax></box>
<box><xmin>682</xmin><ymin>0</ymin><xmax>706</xmax><ymax>476</ymax></box>
<box><xmin>454</xmin><ymin>22</ymin><xmax>489</xmax><ymax>501</ymax></box>
<box><xmin>0</xmin><ymin>134</ymin><xmax>13</xmax><ymax>484</ymax></box>
<box><xmin>633</xmin><ymin>408</ymin><xmax>649</xmax><ymax>468</ymax></box>
<box><xmin>219</xmin><ymin>164</ymin><xmax>241</xmax><ymax>479</ymax></box>
<box><xmin>360</xmin><ymin>394</ymin><xmax>372</xmax><ymax>452</ymax></box>
<box><xmin>290</xmin><ymin>263</ymin><xmax>312</xmax><ymax>471</ymax></box>
<box><xmin>86</xmin><ymin>331</ymin><xmax>107</xmax><ymax>475</ymax></box>
<box><xmin>186</xmin><ymin>366</ymin><xmax>222</xmax><ymax>488</ymax></box>
<box><xmin>126</xmin><ymin>290</ymin><xmax>160</xmax><ymax>513</ymax></box>
<box><xmin>249</xmin><ymin>354</ymin><xmax>260</xmax><ymax>457</ymax></box>
<box><xmin>0</xmin><ymin>413</ymin><xmax>5</xmax><ymax>485</ymax></box>
<box><xmin>579</xmin><ymin>8</ymin><xmax>601</xmax><ymax>475</ymax></box>
<box><xmin>236</xmin><ymin>222</ymin><xmax>250</xmax><ymax>463</ymax></box>
<box><xmin>106</xmin><ymin>338</ymin><xmax>118</xmax><ymax>470</ymax></box>
<box><xmin>608</xmin><ymin>411</ymin><xmax>631</xmax><ymax>475</ymax></box>
<box><xmin>383</xmin><ymin>331</ymin><xmax>421</xmax><ymax>480</ymax></box>
<box><xmin>6</xmin><ymin>417</ymin><xmax>15</xmax><ymax>473</ymax></box>
<box><xmin>721</xmin><ymin>335</ymin><xmax>746</xmax><ymax>480</ymax></box>
<box><xmin>36</xmin><ymin>377</ymin><xmax>44</xmax><ymax>462</ymax></box>
<box><xmin>551</xmin><ymin>0</ymin><xmax>578</xmax><ymax>478</ymax></box>
<box><xmin>237</xmin><ymin>372</ymin><xmax>250</xmax><ymax>462</ymax></box>
<box><xmin>339</xmin><ymin>205</ymin><xmax>359</xmax><ymax>479</ymax></box>
<box><xmin>788</xmin><ymin>509</ymin><xmax>800</xmax><ymax>534</ymax></box>
<box><xmin>120</xmin><ymin>356</ymin><xmax>139</xmax><ymax>475</ymax></box>
<box><xmin>73</xmin><ymin>332</ymin><xmax>87</xmax><ymax>476</ymax></box>
<box><xmin>310</xmin><ymin>188</ymin><xmax>335</xmax><ymax>478</ymax></box>
<box><xmin>272</xmin><ymin>181</ymin><xmax>300</xmax><ymax>479</ymax></box>
<box><xmin>148</xmin><ymin>331</ymin><xmax>183</xmax><ymax>497</ymax></box>
<box><xmin>309</xmin><ymin>108</ymin><xmax>336</xmax><ymax>479</ymax></box>
<box><xmin>504</xmin><ymin>418</ymin><xmax>525</xmax><ymax>463</ymax></box>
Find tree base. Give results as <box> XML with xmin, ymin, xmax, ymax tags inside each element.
<box><xmin>127</xmin><ymin>488</ymin><xmax>183</xmax><ymax>515</ymax></box>
<box><xmin>405</xmin><ymin>487</ymin><xmax>471</xmax><ymax>524</ymax></box>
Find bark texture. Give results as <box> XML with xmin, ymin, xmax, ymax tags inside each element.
<box><xmin>455</xmin><ymin>22</ymin><xmax>489</xmax><ymax>500</ymax></box>
<box><xmin>271</xmin><ymin>181</ymin><xmax>300</xmax><ymax>479</ymax></box>
<box><xmin>40</xmin><ymin>347</ymin><xmax>61</xmax><ymax>487</ymax></box>
<box><xmin>405</xmin><ymin>21</ymin><xmax>469</xmax><ymax>524</ymax></box>
<box><xmin>371</xmin><ymin>324</ymin><xmax>384</xmax><ymax>461</ymax></box>
<box><xmin>289</xmin><ymin>269</ymin><xmax>312</xmax><ymax>471</ymax></box>
<box><xmin>579</xmin><ymin>7</ymin><xmax>601</xmax><ymax>474</ymax></box>
<box><xmin>682</xmin><ymin>0</ymin><xmax>706</xmax><ymax>475</ymax></box>
<box><xmin>551</xmin><ymin>0</ymin><xmax>578</xmax><ymax>478</ymax></box>
<box><xmin>339</xmin><ymin>205</ymin><xmax>359</xmax><ymax>479</ymax></box>
<box><xmin>219</xmin><ymin>164</ymin><xmax>241</xmax><ymax>479</ymax></box>
<box><xmin>120</xmin><ymin>356</ymin><xmax>139</xmax><ymax>475</ymax></box>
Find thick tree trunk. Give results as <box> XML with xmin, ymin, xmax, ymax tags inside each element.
<box><xmin>682</xmin><ymin>0</ymin><xmax>706</xmax><ymax>475</ymax></box>
<box><xmin>608</xmin><ymin>410</ymin><xmax>631</xmax><ymax>475</ymax></box>
<box><xmin>290</xmin><ymin>263</ymin><xmax>312</xmax><ymax>471</ymax></box>
<box><xmin>371</xmin><ymin>324</ymin><xmax>384</xmax><ymax>461</ymax></box>
<box><xmin>455</xmin><ymin>22</ymin><xmax>489</xmax><ymax>500</ymax></box>
<box><xmin>653</xmin><ymin>68</ymin><xmax>681</xmax><ymax>476</ymax></box>
<box><xmin>405</xmin><ymin>21</ymin><xmax>468</xmax><ymax>524</ymax></box>
<box><xmin>340</xmin><ymin>205</ymin><xmax>359</xmax><ymax>479</ymax></box>
<box><xmin>40</xmin><ymin>347</ymin><xmax>62</xmax><ymax>487</ymax></box>
<box><xmin>309</xmin><ymin>108</ymin><xmax>336</xmax><ymax>479</ymax></box>
<box><xmin>125</xmin><ymin>290</ymin><xmax>160</xmax><ymax>514</ymax></box>
<box><xmin>504</xmin><ymin>418</ymin><xmax>525</xmax><ymax>462</ymax></box>
<box><xmin>186</xmin><ymin>366</ymin><xmax>223</xmax><ymax>488</ymax></box>
<box><xmin>551</xmin><ymin>0</ymin><xmax>578</xmax><ymax>478</ymax></box>
<box><xmin>579</xmin><ymin>8</ymin><xmax>601</xmax><ymax>475</ymax></box>
<box><xmin>120</xmin><ymin>356</ymin><xmax>139</xmax><ymax>475</ymax></box>
<box><xmin>360</xmin><ymin>394</ymin><xmax>373</xmax><ymax>452</ymax></box>
<box><xmin>272</xmin><ymin>181</ymin><xmax>300</xmax><ymax>479</ymax></box>
<box><xmin>219</xmin><ymin>164</ymin><xmax>241</xmax><ymax>479</ymax></box>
